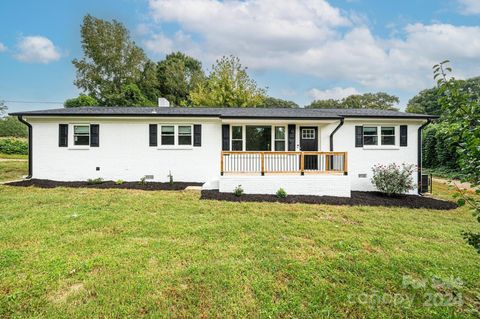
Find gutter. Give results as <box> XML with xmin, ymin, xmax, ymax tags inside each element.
<box><xmin>329</xmin><ymin>118</ymin><xmax>344</xmax><ymax>151</ymax></box>
<box><xmin>17</xmin><ymin>116</ymin><xmax>32</xmax><ymax>179</ymax></box>
<box><xmin>417</xmin><ymin>118</ymin><xmax>431</xmax><ymax>195</ymax></box>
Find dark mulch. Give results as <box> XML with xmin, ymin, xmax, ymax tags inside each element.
<box><xmin>200</xmin><ymin>190</ymin><xmax>457</xmax><ymax>210</ymax></box>
<box><xmin>6</xmin><ymin>179</ymin><xmax>203</xmax><ymax>191</ymax></box>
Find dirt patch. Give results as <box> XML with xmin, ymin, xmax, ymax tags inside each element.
<box><xmin>200</xmin><ymin>190</ymin><xmax>457</xmax><ymax>210</ymax></box>
<box><xmin>6</xmin><ymin>179</ymin><xmax>203</xmax><ymax>191</ymax></box>
<box><xmin>49</xmin><ymin>283</ymin><xmax>85</xmax><ymax>304</ymax></box>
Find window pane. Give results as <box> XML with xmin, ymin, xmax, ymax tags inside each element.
<box><xmin>74</xmin><ymin>135</ymin><xmax>89</xmax><ymax>146</ymax></box>
<box><xmin>364</xmin><ymin>136</ymin><xmax>378</xmax><ymax>145</ymax></box>
<box><xmin>232</xmin><ymin>140</ymin><xmax>243</xmax><ymax>151</ymax></box>
<box><xmin>232</xmin><ymin>126</ymin><xmax>242</xmax><ymax>139</ymax></box>
<box><xmin>161</xmin><ymin>126</ymin><xmax>174</xmax><ymax>134</ymax></box>
<box><xmin>363</xmin><ymin>127</ymin><xmax>377</xmax><ymax>135</ymax></box>
<box><xmin>246</xmin><ymin>126</ymin><xmax>271</xmax><ymax>151</ymax></box>
<box><xmin>275</xmin><ymin>126</ymin><xmax>285</xmax><ymax>140</ymax></box>
<box><xmin>381</xmin><ymin>136</ymin><xmax>395</xmax><ymax>145</ymax></box>
<box><xmin>381</xmin><ymin>127</ymin><xmax>395</xmax><ymax>135</ymax></box>
<box><xmin>74</xmin><ymin>125</ymin><xmax>89</xmax><ymax>134</ymax></box>
<box><xmin>275</xmin><ymin>141</ymin><xmax>285</xmax><ymax>151</ymax></box>
<box><xmin>161</xmin><ymin>136</ymin><xmax>174</xmax><ymax>145</ymax></box>
<box><xmin>301</xmin><ymin>129</ymin><xmax>315</xmax><ymax>139</ymax></box>
<box><xmin>178</xmin><ymin>126</ymin><xmax>191</xmax><ymax>134</ymax></box>
<box><xmin>178</xmin><ymin>135</ymin><xmax>191</xmax><ymax>145</ymax></box>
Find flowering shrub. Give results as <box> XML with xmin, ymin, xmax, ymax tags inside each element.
<box><xmin>371</xmin><ymin>163</ymin><xmax>416</xmax><ymax>196</ymax></box>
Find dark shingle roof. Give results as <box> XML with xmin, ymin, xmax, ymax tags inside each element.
<box><xmin>10</xmin><ymin>106</ymin><xmax>437</xmax><ymax>119</ymax></box>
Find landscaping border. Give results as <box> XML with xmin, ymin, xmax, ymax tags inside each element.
<box><xmin>6</xmin><ymin>179</ymin><xmax>202</xmax><ymax>191</ymax></box>
<box><xmin>200</xmin><ymin>190</ymin><xmax>457</xmax><ymax>210</ymax></box>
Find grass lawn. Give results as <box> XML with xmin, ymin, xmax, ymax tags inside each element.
<box><xmin>0</xmin><ymin>168</ymin><xmax>479</xmax><ymax>317</ymax></box>
<box><xmin>0</xmin><ymin>153</ymin><xmax>28</xmax><ymax>160</ymax></box>
<box><xmin>0</xmin><ymin>160</ymin><xmax>27</xmax><ymax>182</ymax></box>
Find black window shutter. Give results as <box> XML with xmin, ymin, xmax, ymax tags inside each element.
<box><xmin>59</xmin><ymin>124</ymin><xmax>68</xmax><ymax>147</ymax></box>
<box><xmin>90</xmin><ymin>124</ymin><xmax>99</xmax><ymax>147</ymax></box>
<box><xmin>193</xmin><ymin>124</ymin><xmax>202</xmax><ymax>147</ymax></box>
<box><xmin>149</xmin><ymin>124</ymin><xmax>157</xmax><ymax>147</ymax></box>
<box><xmin>288</xmin><ymin>124</ymin><xmax>296</xmax><ymax>151</ymax></box>
<box><xmin>400</xmin><ymin>125</ymin><xmax>408</xmax><ymax>146</ymax></box>
<box><xmin>222</xmin><ymin>124</ymin><xmax>230</xmax><ymax>151</ymax></box>
<box><xmin>355</xmin><ymin>126</ymin><xmax>363</xmax><ymax>147</ymax></box>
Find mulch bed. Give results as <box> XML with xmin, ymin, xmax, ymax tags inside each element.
<box><xmin>200</xmin><ymin>190</ymin><xmax>457</xmax><ymax>210</ymax></box>
<box><xmin>6</xmin><ymin>179</ymin><xmax>202</xmax><ymax>191</ymax></box>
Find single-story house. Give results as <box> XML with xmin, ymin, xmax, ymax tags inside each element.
<box><xmin>11</xmin><ymin>105</ymin><xmax>436</xmax><ymax>197</ymax></box>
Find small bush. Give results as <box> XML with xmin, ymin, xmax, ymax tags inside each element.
<box><xmin>87</xmin><ymin>177</ymin><xmax>104</xmax><ymax>185</ymax></box>
<box><xmin>276</xmin><ymin>188</ymin><xmax>287</xmax><ymax>198</ymax></box>
<box><xmin>167</xmin><ymin>171</ymin><xmax>174</xmax><ymax>186</ymax></box>
<box><xmin>0</xmin><ymin>138</ymin><xmax>28</xmax><ymax>155</ymax></box>
<box><xmin>139</xmin><ymin>176</ymin><xmax>147</xmax><ymax>185</ymax></box>
<box><xmin>371</xmin><ymin>163</ymin><xmax>415</xmax><ymax>196</ymax></box>
<box><xmin>115</xmin><ymin>179</ymin><xmax>125</xmax><ymax>185</ymax></box>
<box><xmin>233</xmin><ymin>185</ymin><xmax>244</xmax><ymax>197</ymax></box>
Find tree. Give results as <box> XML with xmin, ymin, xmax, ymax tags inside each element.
<box><xmin>0</xmin><ymin>116</ymin><xmax>28</xmax><ymax>137</ymax></box>
<box><xmin>434</xmin><ymin>60</ymin><xmax>480</xmax><ymax>253</ymax></box>
<box><xmin>406</xmin><ymin>76</ymin><xmax>480</xmax><ymax>115</ymax></box>
<box><xmin>72</xmin><ymin>15</ymin><xmax>155</xmax><ymax>106</ymax></box>
<box><xmin>190</xmin><ymin>56</ymin><xmax>266</xmax><ymax>107</ymax></box>
<box><xmin>64</xmin><ymin>94</ymin><xmax>98</xmax><ymax>108</ymax></box>
<box><xmin>109</xmin><ymin>83</ymin><xmax>153</xmax><ymax>106</ymax></box>
<box><xmin>157</xmin><ymin>52</ymin><xmax>205</xmax><ymax>106</ymax></box>
<box><xmin>306</xmin><ymin>92</ymin><xmax>399</xmax><ymax>110</ymax></box>
<box><xmin>258</xmin><ymin>96</ymin><xmax>298</xmax><ymax>108</ymax></box>
<box><xmin>0</xmin><ymin>100</ymin><xmax>6</xmax><ymax>117</ymax></box>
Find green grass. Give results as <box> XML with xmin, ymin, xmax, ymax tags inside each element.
<box><xmin>0</xmin><ymin>160</ymin><xmax>27</xmax><ymax>182</ymax></box>
<box><xmin>0</xmin><ymin>183</ymin><xmax>479</xmax><ymax>318</ymax></box>
<box><xmin>0</xmin><ymin>153</ymin><xmax>28</xmax><ymax>159</ymax></box>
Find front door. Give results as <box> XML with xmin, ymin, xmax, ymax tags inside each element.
<box><xmin>300</xmin><ymin>126</ymin><xmax>318</xmax><ymax>170</ymax></box>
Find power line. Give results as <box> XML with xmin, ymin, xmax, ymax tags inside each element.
<box><xmin>3</xmin><ymin>100</ymin><xmax>64</xmax><ymax>104</ymax></box>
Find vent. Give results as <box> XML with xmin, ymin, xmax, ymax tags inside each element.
<box><xmin>144</xmin><ymin>175</ymin><xmax>154</xmax><ymax>180</ymax></box>
<box><xmin>157</xmin><ymin>98</ymin><xmax>170</xmax><ymax>107</ymax></box>
<box><xmin>358</xmin><ymin>173</ymin><xmax>367</xmax><ymax>178</ymax></box>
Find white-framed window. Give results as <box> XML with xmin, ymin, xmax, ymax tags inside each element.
<box><xmin>73</xmin><ymin>124</ymin><xmax>90</xmax><ymax>146</ymax></box>
<box><xmin>301</xmin><ymin>128</ymin><xmax>315</xmax><ymax>139</ymax></box>
<box><xmin>231</xmin><ymin>126</ymin><xmax>243</xmax><ymax>151</ymax></box>
<box><xmin>274</xmin><ymin>126</ymin><xmax>286</xmax><ymax>151</ymax></box>
<box><xmin>363</xmin><ymin>126</ymin><xmax>397</xmax><ymax>146</ymax></box>
<box><xmin>159</xmin><ymin>124</ymin><xmax>193</xmax><ymax>147</ymax></box>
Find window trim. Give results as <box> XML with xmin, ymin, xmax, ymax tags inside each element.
<box><xmin>229</xmin><ymin>124</ymin><xmax>289</xmax><ymax>152</ymax></box>
<box><xmin>231</xmin><ymin>125</ymin><xmax>244</xmax><ymax>151</ymax></box>
<box><xmin>69</xmin><ymin>123</ymin><xmax>91</xmax><ymax>150</ymax></box>
<box><xmin>362</xmin><ymin>125</ymin><xmax>399</xmax><ymax>149</ymax></box>
<box><xmin>301</xmin><ymin>128</ymin><xmax>315</xmax><ymax>140</ymax></box>
<box><xmin>157</xmin><ymin>124</ymin><xmax>194</xmax><ymax>149</ymax></box>
<box><xmin>274</xmin><ymin>126</ymin><xmax>286</xmax><ymax>151</ymax></box>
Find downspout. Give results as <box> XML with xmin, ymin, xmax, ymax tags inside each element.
<box><xmin>417</xmin><ymin>118</ymin><xmax>431</xmax><ymax>194</ymax></box>
<box><xmin>329</xmin><ymin>118</ymin><xmax>344</xmax><ymax>151</ymax></box>
<box><xmin>17</xmin><ymin>116</ymin><xmax>32</xmax><ymax>179</ymax></box>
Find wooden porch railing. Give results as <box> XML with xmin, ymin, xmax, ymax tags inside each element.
<box><xmin>221</xmin><ymin>151</ymin><xmax>348</xmax><ymax>175</ymax></box>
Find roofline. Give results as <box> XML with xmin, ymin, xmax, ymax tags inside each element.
<box><xmin>341</xmin><ymin>114</ymin><xmax>439</xmax><ymax>119</ymax></box>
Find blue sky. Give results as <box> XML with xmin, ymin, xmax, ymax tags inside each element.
<box><xmin>1</xmin><ymin>0</ymin><xmax>479</xmax><ymax>112</ymax></box>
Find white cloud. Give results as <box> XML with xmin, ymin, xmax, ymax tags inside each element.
<box><xmin>15</xmin><ymin>36</ymin><xmax>61</xmax><ymax>63</ymax></box>
<box><xmin>0</xmin><ymin>42</ymin><xmax>6</xmax><ymax>52</ymax></box>
<box><xmin>308</xmin><ymin>87</ymin><xmax>360</xmax><ymax>100</ymax></box>
<box><xmin>145</xmin><ymin>0</ymin><xmax>480</xmax><ymax>93</ymax></box>
<box><xmin>458</xmin><ymin>0</ymin><xmax>480</xmax><ymax>15</ymax></box>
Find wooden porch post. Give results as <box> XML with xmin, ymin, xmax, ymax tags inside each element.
<box><xmin>261</xmin><ymin>152</ymin><xmax>265</xmax><ymax>176</ymax></box>
<box><xmin>300</xmin><ymin>152</ymin><xmax>304</xmax><ymax>175</ymax></box>
<box><xmin>343</xmin><ymin>152</ymin><xmax>348</xmax><ymax>175</ymax></box>
<box><xmin>220</xmin><ymin>152</ymin><xmax>224</xmax><ymax>176</ymax></box>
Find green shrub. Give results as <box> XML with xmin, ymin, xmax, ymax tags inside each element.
<box><xmin>167</xmin><ymin>171</ymin><xmax>174</xmax><ymax>186</ymax></box>
<box><xmin>139</xmin><ymin>176</ymin><xmax>147</xmax><ymax>185</ymax></box>
<box><xmin>371</xmin><ymin>163</ymin><xmax>415</xmax><ymax>196</ymax></box>
<box><xmin>276</xmin><ymin>188</ymin><xmax>287</xmax><ymax>198</ymax></box>
<box><xmin>115</xmin><ymin>179</ymin><xmax>125</xmax><ymax>185</ymax></box>
<box><xmin>0</xmin><ymin>138</ymin><xmax>28</xmax><ymax>155</ymax></box>
<box><xmin>233</xmin><ymin>185</ymin><xmax>243</xmax><ymax>197</ymax></box>
<box><xmin>87</xmin><ymin>177</ymin><xmax>104</xmax><ymax>185</ymax></box>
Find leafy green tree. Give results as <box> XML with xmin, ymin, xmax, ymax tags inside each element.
<box><xmin>138</xmin><ymin>60</ymin><xmax>159</xmax><ymax>105</ymax></box>
<box><xmin>190</xmin><ymin>56</ymin><xmax>266</xmax><ymax>107</ymax></box>
<box><xmin>72</xmin><ymin>15</ymin><xmax>154</xmax><ymax>106</ymax></box>
<box><xmin>64</xmin><ymin>94</ymin><xmax>98</xmax><ymax>108</ymax></box>
<box><xmin>0</xmin><ymin>116</ymin><xmax>29</xmax><ymax>137</ymax></box>
<box><xmin>109</xmin><ymin>83</ymin><xmax>153</xmax><ymax>106</ymax></box>
<box><xmin>157</xmin><ymin>52</ymin><xmax>205</xmax><ymax>106</ymax></box>
<box><xmin>306</xmin><ymin>92</ymin><xmax>399</xmax><ymax>110</ymax></box>
<box><xmin>258</xmin><ymin>96</ymin><xmax>298</xmax><ymax>108</ymax></box>
<box><xmin>433</xmin><ymin>60</ymin><xmax>480</xmax><ymax>253</ymax></box>
<box><xmin>0</xmin><ymin>100</ymin><xmax>6</xmax><ymax>116</ymax></box>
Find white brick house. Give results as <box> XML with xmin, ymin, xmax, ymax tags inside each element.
<box><xmin>12</xmin><ymin>106</ymin><xmax>436</xmax><ymax>197</ymax></box>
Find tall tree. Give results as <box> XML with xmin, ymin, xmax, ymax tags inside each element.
<box><xmin>0</xmin><ymin>100</ymin><xmax>6</xmax><ymax>116</ymax></box>
<box><xmin>257</xmin><ymin>96</ymin><xmax>298</xmax><ymax>108</ymax></box>
<box><xmin>72</xmin><ymin>15</ymin><xmax>155</xmax><ymax>106</ymax></box>
<box><xmin>64</xmin><ymin>94</ymin><xmax>98</xmax><ymax>108</ymax></box>
<box><xmin>434</xmin><ymin>61</ymin><xmax>480</xmax><ymax>253</ymax></box>
<box><xmin>157</xmin><ymin>52</ymin><xmax>205</xmax><ymax>106</ymax></box>
<box><xmin>190</xmin><ymin>56</ymin><xmax>266</xmax><ymax>107</ymax></box>
<box><xmin>306</xmin><ymin>92</ymin><xmax>399</xmax><ymax>110</ymax></box>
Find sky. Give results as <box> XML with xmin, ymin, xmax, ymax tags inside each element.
<box><xmin>1</xmin><ymin>0</ymin><xmax>480</xmax><ymax>112</ymax></box>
